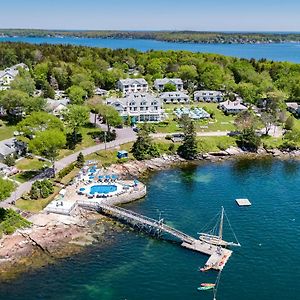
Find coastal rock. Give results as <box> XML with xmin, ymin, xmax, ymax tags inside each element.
<box><xmin>257</xmin><ymin>148</ymin><xmax>267</xmax><ymax>155</ymax></box>
<box><xmin>208</xmin><ymin>151</ymin><xmax>229</xmax><ymax>157</ymax></box>
<box><xmin>225</xmin><ymin>147</ymin><xmax>243</xmax><ymax>156</ymax></box>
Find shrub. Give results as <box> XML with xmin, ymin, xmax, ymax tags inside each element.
<box><xmin>0</xmin><ymin>178</ymin><xmax>15</xmax><ymax>201</ymax></box>
<box><xmin>30</xmin><ymin>179</ymin><xmax>54</xmax><ymax>200</ymax></box>
<box><xmin>57</xmin><ymin>163</ymin><xmax>75</xmax><ymax>179</ymax></box>
<box><xmin>90</xmin><ymin>130</ymin><xmax>116</xmax><ymax>142</ymax></box>
<box><xmin>4</xmin><ymin>155</ymin><xmax>16</xmax><ymax>167</ymax></box>
<box><xmin>0</xmin><ymin>208</ymin><xmax>31</xmax><ymax>236</ymax></box>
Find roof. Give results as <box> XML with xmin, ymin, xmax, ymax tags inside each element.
<box><xmin>46</xmin><ymin>98</ymin><xmax>70</xmax><ymax>112</ymax></box>
<box><xmin>118</xmin><ymin>78</ymin><xmax>148</xmax><ymax>85</ymax></box>
<box><xmin>0</xmin><ymin>138</ymin><xmax>16</xmax><ymax>156</ymax></box>
<box><xmin>160</xmin><ymin>91</ymin><xmax>189</xmax><ymax>99</ymax></box>
<box><xmin>219</xmin><ymin>100</ymin><xmax>247</xmax><ymax>110</ymax></box>
<box><xmin>154</xmin><ymin>78</ymin><xmax>183</xmax><ymax>85</ymax></box>
<box><xmin>107</xmin><ymin>93</ymin><xmax>162</xmax><ymax>107</ymax></box>
<box><xmin>286</xmin><ymin>102</ymin><xmax>299</xmax><ymax>110</ymax></box>
<box><xmin>194</xmin><ymin>90</ymin><xmax>223</xmax><ymax>96</ymax></box>
<box><xmin>0</xmin><ymin>69</ymin><xmax>19</xmax><ymax>79</ymax></box>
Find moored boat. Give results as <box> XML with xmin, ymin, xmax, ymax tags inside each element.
<box><xmin>201</xmin><ymin>283</ymin><xmax>215</xmax><ymax>287</ymax></box>
<box><xmin>197</xmin><ymin>286</ymin><xmax>214</xmax><ymax>291</ymax></box>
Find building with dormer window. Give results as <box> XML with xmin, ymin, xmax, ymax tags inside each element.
<box><xmin>106</xmin><ymin>93</ymin><xmax>164</xmax><ymax>122</ymax></box>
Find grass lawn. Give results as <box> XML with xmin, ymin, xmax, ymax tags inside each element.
<box><xmin>12</xmin><ymin>171</ymin><xmax>41</xmax><ymax>183</ymax></box>
<box><xmin>0</xmin><ymin>121</ymin><xmax>16</xmax><ymax>141</ymax></box>
<box><xmin>197</xmin><ymin>136</ymin><xmax>237</xmax><ymax>152</ymax></box>
<box><xmin>153</xmin><ymin>103</ymin><xmax>236</xmax><ymax>133</ymax></box>
<box><xmin>16</xmin><ymin>186</ymin><xmax>60</xmax><ymax>213</ymax></box>
<box><xmin>16</xmin><ymin>158</ymin><xmax>51</xmax><ymax>171</ymax></box>
<box><xmin>57</xmin><ymin>124</ymin><xmax>101</xmax><ymax>159</ymax></box>
<box><xmin>58</xmin><ymin>167</ymin><xmax>80</xmax><ymax>185</ymax></box>
<box><xmin>85</xmin><ymin>142</ymin><xmax>134</xmax><ymax>167</ymax></box>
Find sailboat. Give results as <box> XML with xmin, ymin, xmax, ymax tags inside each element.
<box><xmin>198</xmin><ymin>206</ymin><xmax>241</xmax><ymax>247</ymax></box>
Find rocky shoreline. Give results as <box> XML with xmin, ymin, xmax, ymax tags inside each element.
<box><xmin>1</xmin><ymin>146</ymin><xmax>299</xmax><ymax>280</ymax></box>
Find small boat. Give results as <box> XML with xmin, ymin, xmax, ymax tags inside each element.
<box><xmin>197</xmin><ymin>286</ymin><xmax>214</xmax><ymax>291</ymax></box>
<box><xmin>199</xmin><ymin>265</ymin><xmax>213</xmax><ymax>272</ymax></box>
<box><xmin>198</xmin><ymin>207</ymin><xmax>241</xmax><ymax>247</ymax></box>
<box><xmin>201</xmin><ymin>283</ymin><xmax>215</xmax><ymax>287</ymax></box>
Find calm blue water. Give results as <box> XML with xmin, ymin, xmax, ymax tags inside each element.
<box><xmin>90</xmin><ymin>185</ymin><xmax>117</xmax><ymax>195</ymax></box>
<box><xmin>1</xmin><ymin>37</ymin><xmax>300</xmax><ymax>62</ymax></box>
<box><xmin>0</xmin><ymin>158</ymin><xmax>300</xmax><ymax>300</ymax></box>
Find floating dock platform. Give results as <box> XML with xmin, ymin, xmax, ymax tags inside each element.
<box><xmin>181</xmin><ymin>240</ymin><xmax>232</xmax><ymax>271</ymax></box>
<box><xmin>236</xmin><ymin>198</ymin><xmax>251</xmax><ymax>206</ymax></box>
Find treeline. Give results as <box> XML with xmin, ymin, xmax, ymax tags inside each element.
<box><xmin>1</xmin><ymin>42</ymin><xmax>300</xmax><ymax>105</ymax></box>
<box><xmin>2</xmin><ymin>29</ymin><xmax>300</xmax><ymax>44</ymax></box>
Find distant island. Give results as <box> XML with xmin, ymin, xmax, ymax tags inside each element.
<box><xmin>1</xmin><ymin>29</ymin><xmax>300</xmax><ymax>44</ymax></box>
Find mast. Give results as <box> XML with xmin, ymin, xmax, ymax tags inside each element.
<box><xmin>218</xmin><ymin>206</ymin><xmax>224</xmax><ymax>240</ymax></box>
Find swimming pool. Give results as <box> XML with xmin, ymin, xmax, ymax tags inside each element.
<box><xmin>90</xmin><ymin>185</ymin><xmax>117</xmax><ymax>195</ymax></box>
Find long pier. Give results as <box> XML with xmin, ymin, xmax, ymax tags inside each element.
<box><xmin>77</xmin><ymin>201</ymin><xmax>232</xmax><ymax>271</ymax></box>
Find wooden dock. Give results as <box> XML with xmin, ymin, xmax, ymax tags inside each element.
<box><xmin>181</xmin><ymin>240</ymin><xmax>232</xmax><ymax>271</ymax></box>
<box><xmin>78</xmin><ymin>200</ymin><xmax>232</xmax><ymax>271</ymax></box>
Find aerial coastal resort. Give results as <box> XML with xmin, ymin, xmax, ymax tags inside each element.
<box><xmin>43</xmin><ymin>161</ymin><xmax>241</xmax><ymax>300</ymax></box>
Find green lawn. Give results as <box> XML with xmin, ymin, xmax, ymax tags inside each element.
<box><xmin>16</xmin><ymin>186</ymin><xmax>60</xmax><ymax>213</ymax></box>
<box><xmin>16</xmin><ymin>158</ymin><xmax>51</xmax><ymax>171</ymax></box>
<box><xmin>85</xmin><ymin>142</ymin><xmax>134</xmax><ymax>167</ymax></box>
<box><xmin>12</xmin><ymin>171</ymin><xmax>41</xmax><ymax>183</ymax></box>
<box><xmin>197</xmin><ymin>136</ymin><xmax>237</xmax><ymax>152</ymax></box>
<box><xmin>0</xmin><ymin>121</ymin><xmax>16</xmax><ymax>141</ymax></box>
<box><xmin>57</xmin><ymin>125</ymin><xmax>101</xmax><ymax>159</ymax></box>
<box><xmin>153</xmin><ymin>103</ymin><xmax>236</xmax><ymax>133</ymax></box>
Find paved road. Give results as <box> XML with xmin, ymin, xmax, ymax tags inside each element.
<box><xmin>1</xmin><ymin>127</ymin><xmax>136</xmax><ymax>208</ymax></box>
<box><xmin>151</xmin><ymin>131</ymin><xmax>230</xmax><ymax>139</ymax></box>
<box><xmin>0</xmin><ymin>121</ymin><xmax>283</xmax><ymax>208</ymax></box>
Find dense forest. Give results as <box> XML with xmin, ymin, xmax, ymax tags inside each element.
<box><xmin>1</xmin><ymin>42</ymin><xmax>300</xmax><ymax>105</ymax></box>
<box><xmin>1</xmin><ymin>29</ymin><xmax>300</xmax><ymax>44</ymax></box>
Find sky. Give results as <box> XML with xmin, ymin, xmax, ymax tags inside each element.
<box><xmin>1</xmin><ymin>0</ymin><xmax>300</xmax><ymax>31</ymax></box>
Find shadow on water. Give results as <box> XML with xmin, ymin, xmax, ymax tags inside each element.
<box><xmin>282</xmin><ymin>159</ymin><xmax>300</xmax><ymax>177</ymax></box>
<box><xmin>231</xmin><ymin>156</ymin><xmax>274</xmax><ymax>176</ymax></box>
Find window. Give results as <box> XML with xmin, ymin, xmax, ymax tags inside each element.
<box><xmin>130</xmin><ymin>101</ymin><xmax>136</xmax><ymax>106</ymax></box>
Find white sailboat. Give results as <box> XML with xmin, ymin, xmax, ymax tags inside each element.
<box><xmin>198</xmin><ymin>206</ymin><xmax>241</xmax><ymax>247</ymax></box>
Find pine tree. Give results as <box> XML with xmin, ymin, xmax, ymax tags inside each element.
<box><xmin>177</xmin><ymin>116</ymin><xmax>198</xmax><ymax>159</ymax></box>
<box><xmin>131</xmin><ymin>124</ymin><xmax>160</xmax><ymax>160</ymax></box>
<box><xmin>76</xmin><ymin>152</ymin><xmax>85</xmax><ymax>168</ymax></box>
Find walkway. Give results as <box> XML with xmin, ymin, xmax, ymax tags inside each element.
<box><xmin>78</xmin><ymin>201</ymin><xmax>232</xmax><ymax>271</ymax></box>
<box><xmin>0</xmin><ymin>127</ymin><xmax>137</xmax><ymax>208</ymax></box>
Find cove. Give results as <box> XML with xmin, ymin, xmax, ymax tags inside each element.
<box><xmin>0</xmin><ymin>158</ymin><xmax>299</xmax><ymax>300</ymax></box>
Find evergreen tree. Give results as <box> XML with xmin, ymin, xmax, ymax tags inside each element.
<box><xmin>131</xmin><ymin>124</ymin><xmax>159</xmax><ymax>160</ymax></box>
<box><xmin>76</xmin><ymin>152</ymin><xmax>85</xmax><ymax>168</ymax></box>
<box><xmin>177</xmin><ymin>116</ymin><xmax>198</xmax><ymax>159</ymax></box>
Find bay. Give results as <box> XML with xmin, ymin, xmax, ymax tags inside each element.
<box><xmin>0</xmin><ymin>158</ymin><xmax>299</xmax><ymax>300</ymax></box>
<box><xmin>1</xmin><ymin>36</ymin><xmax>300</xmax><ymax>62</ymax></box>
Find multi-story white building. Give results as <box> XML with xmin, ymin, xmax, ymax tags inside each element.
<box><xmin>0</xmin><ymin>63</ymin><xmax>29</xmax><ymax>89</ymax></box>
<box><xmin>194</xmin><ymin>90</ymin><xmax>223</xmax><ymax>102</ymax></box>
<box><xmin>117</xmin><ymin>78</ymin><xmax>148</xmax><ymax>94</ymax></box>
<box><xmin>154</xmin><ymin>78</ymin><xmax>183</xmax><ymax>91</ymax></box>
<box><xmin>160</xmin><ymin>91</ymin><xmax>190</xmax><ymax>104</ymax></box>
<box><xmin>106</xmin><ymin>93</ymin><xmax>164</xmax><ymax>122</ymax></box>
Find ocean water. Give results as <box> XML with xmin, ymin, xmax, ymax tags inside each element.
<box><xmin>1</xmin><ymin>37</ymin><xmax>300</xmax><ymax>62</ymax></box>
<box><xmin>0</xmin><ymin>158</ymin><xmax>299</xmax><ymax>300</ymax></box>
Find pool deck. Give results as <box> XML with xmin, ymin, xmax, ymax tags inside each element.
<box><xmin>44</xmin><ymin>180</ymin><xmax>147</xmax><ymax>215</ymax></box>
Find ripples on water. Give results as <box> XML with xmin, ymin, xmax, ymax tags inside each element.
<box><xmin>0</xmin><ymin>159</ymin><xmax>299</xmax><ymax>300</ymax></box>
<box><xmin>1</xmin><ymin>37</ymin><xmax>300</xmax><ymax>62</ymax></box>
